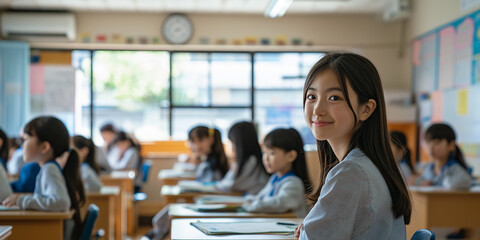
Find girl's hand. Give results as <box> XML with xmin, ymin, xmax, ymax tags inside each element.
<box><xmin>418</xmin><ymin>180</ymin><xmax>433</xmax><ymax>186</ymax></box>
<box><xmin>2</xmin><ymin>194</ymin><xmax>20</xmax><ymax>207</ymax></box>
<box><xmin>294</xmin><ymin>223</ymin><xmax>303</xmax><ymax>238</ymax></box>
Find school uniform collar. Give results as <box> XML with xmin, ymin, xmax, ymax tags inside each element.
<box><xmin>269</xmin><ymin>171</ymin><xmax>295</xmax><ymax>196</ymax></box>
<box><xmin>429</xmin><ymin>155</ymin><xmax>457</xmax><ymax>173</ymax></box>
<box><xmin>45</xmin><ymin>160</ymin><xmax>63</xmax><ymax>173</ymax></box>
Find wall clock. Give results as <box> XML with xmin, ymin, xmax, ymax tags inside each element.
<box><xmin>161</xmin><ymin>14</ymin><xmax>194</xmax><ymax>45</ymax></box>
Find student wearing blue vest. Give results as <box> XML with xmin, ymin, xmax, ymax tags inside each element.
<box><xmin>414</xmin><ymin>123</ymin><xmax>471</xmax><ymax>189</ymax></box>
<box><xmin>10</xmin><ymin>162</ymin><xmax>40</xmax><ymax>193</ymax></box>
<box><xmin>295</xmin><ymin>53</ymin><xmax>411</xmax><ymax>239</ymax></box>
<box><xmin>0</xmin><ymin>128</ymin><xmax>8</xmax><ymax>170</ymax></box>
<box><xmin>242</xmin><ymin>128</ymin><xmax>311</xmax><ymax>217</ymax></box>
<box><xmin>2</xmin><ymin>116</ymin><xmax>86</xmax><ymax>240</ymax></box>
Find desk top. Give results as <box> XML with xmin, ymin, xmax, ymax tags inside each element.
<box><xmin>409</xmin><ymin>186</ymin><xmax>480</xmax><ymax>195</ymax></box>
<box><xmin>158</xmin><ymin>169</ymin><xmax>196</xmax><ymax>179</ymax></box>
<box><xmin>161</xmin><ymin>185</ymin><xmax>243</xmax><ymax>197</ymax></box>
<box><xmin>101</xmin><ymin>170</ymin><xmax>136</xmax><ymax>180</ymax></box>
<box><xmin>168</xmin><ymin>204</ymin><xmax>297</xmax><ymax>219</ymax></box>
<box><xmin>86</xmin><ymin>186</ymin><xmax>121</xmax><ymax>197</ymax></box>
<box><xmin>171</xmin><ymin>218</ymin><xmax>302</xmax><ymax>240</ymax></box>
<box><xmin>0</xmin><ymin>209</ymin><xmax>75</xmax><ymax>220</ymax></box>
<box><xmin>0</xmin><ymin>226</ymin><xmax>12</xmax><ymax>240</ymax></box>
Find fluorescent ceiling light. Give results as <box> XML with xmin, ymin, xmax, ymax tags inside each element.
<box><xmin>264</xmin><ymin>0</ymin><xmax>293</xmax><ymax>18</ymax></box>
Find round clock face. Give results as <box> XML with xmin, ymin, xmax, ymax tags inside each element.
<box><xmin>162</xmin><ymin>14</ymin><xmax>194</xmax><ymax>45</ymax></box>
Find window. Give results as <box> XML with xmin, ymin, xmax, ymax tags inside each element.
<box><xmin>254</xmin><ymin>52</ymin><xmax>324</xmax><ymax>142</ymax></box>
<box><xmin>92</xmin><ymin>51</ymin><xmax>170</xmax><ymax>144</ymax></box>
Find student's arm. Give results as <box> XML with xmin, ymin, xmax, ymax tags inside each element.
<box><xmin>0</xmin><ymin>166</ymin><xmax>13</xmax><ymax>202</ymax></box>
<box><xmin>215</xmin><ymin>165</ymin><xmax>236</xmax><ymax>192</ymax></box>
<box><xmin>116</xmin><ymin>148</ymin><xmax>139</xmax><ymax>170</ymax></box>
<box><xmin>81</xmin><ymin>165</ymin><xmax>102</xmax><ymax>192</ymax></box>
<box><xmin>300</xmin><ymin>162</ymin><xmax>368</xmax><ymax>240</ymax></box>
<box><xmin>17</xmin><ymin>164</ymin><xmax>70</xmax><ymax>211</ymax></box>
<box><xmin>443</xmin><ymin>165</ymin><xmax>471</xmax><ymax>190</ymax></box>
<box><xmin>243</xmin><ymin>177</ymin><xmax>303</xmax><ymax>214</ymax></box>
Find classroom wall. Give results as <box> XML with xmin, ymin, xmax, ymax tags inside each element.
<box><xmin>75</xmin><ymin>12</ymin><xmax>410</xmax><ymax>90</ymax></box>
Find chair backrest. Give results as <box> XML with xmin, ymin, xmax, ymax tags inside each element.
<box><xmin>411</xmin><ymin>229</ymin><xmax>435</xmax><ymax>240</ymax></box>
<box><xmin>80</xmin><ymin>203</ymin><xmax>99</xmax><ymax>240</ymax></box>
<box><xmin>141</xmin><ymin>160</ymin><xmax>153</xmax><ymax>183</ymax></box>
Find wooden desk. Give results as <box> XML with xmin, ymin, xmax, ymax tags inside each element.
<box><xmin>83</xmin><ymin>186</ymin><xmax>119</xmax><ymax>240</ymax></box>
<box><xmin>158</xmin><ymin>169</ymin><xmax>196</xmax><ymax>186</ymax></box>
<box><xmin>407</xmin><ymin>187</ymin><xmax>480</xmax><ymax>239</ymax></box>
<box><xmin>0</xmin><ymin>226</ymin><xmax>12</xmax><ymax>240</ymax></box>
<box><xmin>171</xmin><ymin>218</ymin><xmax>302</xmax><ymax>240</ymax></box>
<box><xmin>0</xmin><ymin>210</ymin><xmax>74</xmax><ymax>240</ymax></box>
<box><xmin>101</xmin><ymin>171</ymin><xmax>135</xmax><ymax>239</ymax></box>
<box><xmin>161</xmin><ymin>185</ymin><xmax>242</xmax><ymax>204</ymax></box>
<box><xmin>168</xmin><ymin>204</ymin><xmax>297</xmax><ymax>220</ymax></box>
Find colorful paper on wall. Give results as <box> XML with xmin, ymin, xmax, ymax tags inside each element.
<box><xmin>430</xmin><ymin>91</ymin><xmax>443</xmax><ymax>122</ymax></box>
<box><xmin>457</xmin><ymin>89</ymin><xmax>468</xmax><ymax>115</ymax></box>
<box><xmin>30</xmin><ymin>64</ymin><xmax>45</xmax><ymax>95</ymax></box>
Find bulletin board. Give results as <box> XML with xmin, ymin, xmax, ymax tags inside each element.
<box><xmin>413</xmin><ymin>8</ymin><xmax>480</xmax><ymax>161</ymax></box>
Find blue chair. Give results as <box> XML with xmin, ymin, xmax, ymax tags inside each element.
<box><xmin>80</xmin><ymin>204</ymin><xmax>99</xmax><ymax>240</ymax></box>
<box><xmin>411</xmin><ymin>229</ymin><xmax>435</xmax><ymax>240</ymax></box>
<box><xmin>134</xmin><ymin>160</ymin><xmax>153</xmax><ymax>201</ymax></box>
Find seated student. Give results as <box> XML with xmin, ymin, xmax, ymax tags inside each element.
<box><xmin>242</xmin><ymin>128</ymin><xmax>311</xmax><ymax>218</ymax></box>
<box><xmin>2</xmin><ymin>116</ymin><xmax>86</xmax><ymax>240</ymax></box>
<box><xmin>72</xmin><ymin>135</ymin><xmax>103</xmax><ymax>192</ymax></box>
<box><xmin>413</xmin><ymin>123</ymin><xmax>471</xmax><ymax>190</ymax></box>
<box><xmin>215</xmin><ymin>121</ymin><xmax>269</xmax><ymax>195</ymax></box>
<box><xmin>188</xmin><ymin>126</ymin><xmax>228</xmax><ymax>183</ymax></box>
<box><xmin>390</xmin><ymin>131</ymin><xmax>416</xmax><ymax>184</ymax></box>
<box><xmin>0</xmin><ymin>163</ymin><xmax>12</xmax><ymax>202</ymax></box>
<box><xmin>100</xmin><ymin>123</ymin><xmax>117</xmax><ymax>154</ymax></box>
<box><xmin>107</xmin><ymin>131</ymin><xmax>140</xmax><ymax>170</ymax></box>
<box><xmin>0</xmin><ymin>128</ymin><xmax>8</xmax><ymax>169</ymax></box>
<box><xmin>10</xmin><ymin>162</ymin><xmax>40</xmax><ymax>193</ymax></box>
<box><xmin>7</xmin><ymin>137</ymin><xmax>25</xmax><ymax>176</ymax></box>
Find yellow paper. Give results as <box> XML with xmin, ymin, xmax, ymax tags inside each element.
<box><xmin>457</xmin><ymin>89</ymin><xmax>468</xmax><ymax>115</ymax></box>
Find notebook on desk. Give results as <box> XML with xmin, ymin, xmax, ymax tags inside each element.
<box><xmin>185</xmin><ymin>204</ymin><xmax>242</xmax><ymax>212</ymax></box>
<box><xmin>0</xmin><ymin>205</ymin><xmax>20</xmax><ymax>211</ymax></box>
<box><xmin>178</xmin><ymin>180</ymin><xmax>217</xmax><ymax>193</ymax></box>
<box><xmin>190</xmin><ymin>221</ymin><xmax>296</xmax><ymax>235</ymax></box>
<box><xmin>195</xmin><ymin>195</ymin><xmax>246</xmax><ymax>205</ymax></box>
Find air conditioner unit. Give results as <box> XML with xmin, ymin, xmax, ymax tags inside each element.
<box><xmin>1</xmin><ymin>12</ymin><xmax>76</xmax><ymax>42</ymax></box>
<box><xmin>382</xmin><ymin>0</ymin><xmax>409</xmax><ymax>22</ymax></box>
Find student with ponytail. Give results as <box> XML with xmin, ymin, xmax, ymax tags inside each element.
<box><xmin>2</xmin><ymin>116</ymin><xmax>86</xmax><ymax>240</ymax></box>
<box><xmin>414</xmin><ymin>123</ymin><xmax>471</xmax><ymax>190</ymax></box>
<box><xmin>188</xmin><ymin>126</ymin><xmax>229</xmax><ymax>182</ymax></box>
<box><xmin>72</xmin><ymin>135</ymin><xmax>103</xmax><ymax>192</ymax></box>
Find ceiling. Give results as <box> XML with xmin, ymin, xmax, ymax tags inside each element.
<box><xmin>0</xmin><ymin>0</ymin><xmax>388</xmax><ymax>14</ymax></box>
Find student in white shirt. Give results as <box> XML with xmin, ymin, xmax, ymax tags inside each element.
<box><xmin>243</xmin><ymin>128</ymin><xmax>311</xmax><ymax>217</ymax></box>
<box><xmin>390</xmin><ymin>130</ymin><xmax>416</xmax><ymax>183</ymax></box>
<box><xmin>188</xmin><ymin>126</ymin><xmax>228</xmax><ymax>183</ymax></box>
<box><xmin>72</xmin><ymin>135</ymin><xmax>103</xmax><ymax>192</ymax></box>
<box><xmin>295</xmin><ymin>52</ymin><xmax>411</xmax><ymax>239</ymax></box>
<box><xmin>107</xmin><ymin>131</ymin><xmax>140</xmax><ymax>170</ymax></box>
<box><xmin>2</xmin><ymin>116</ymin><xmax>86</xmax><ymax>240</ymax></box>
<box><xmin>215</xmin><ymin>121</ymin><xmax>269</xmax><ymax>195</ymax></box>
<box><xmin>0</xmin><ymin>164</ymin><xmax>13</xmax><ymax>202</ymax></box>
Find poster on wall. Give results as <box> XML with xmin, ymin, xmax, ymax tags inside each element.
<box><xmin>413</xmin><ymin>33</ymin><xmax>437</xmax><ymax>93</ymax></box>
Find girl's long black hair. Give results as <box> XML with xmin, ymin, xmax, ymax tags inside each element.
<box><xmin>228</xmin><ymin>121</ymin><xmax>267</xmax><ymax>178</ymax></box>
<box><xmin>188</xmin><ymin>126</ymin><xmax>228</xmax><ymax>177</ymax></box>
<box><xmin>72</xmin><ymin>135</ymin><xmax>101</xmax><ymax>175</ymax></box>
<box><xmin>263</xmin><ymin>128</ymin><xmax>312</xmax><ymax>194</ymax></box>
<box><xmin>24</xmin><ymin>116</ymin><xmax>85</xmax><ymax>239</ymax></box>
<box><xmin>303</xmin><ymin>52</ymin><xmax>411</xmax><ymax>224</ymax></box>
<box><xmin>390</xmin><ymin>131</ymin><xmax>415</xmax><ymax>174</ymax></box>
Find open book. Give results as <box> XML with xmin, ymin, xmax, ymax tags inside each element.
<box><xmin>185</xmin><ymin>204</ymin><xmax>242</xmax><ymax>212</ymax></box>
<box><xmin>195</xmin><ymin>195</ymin><xmax>246</xmax><ymax>205</ymax></box>
<box><xmin>0</xmin><ymin>205</ymin><xmax>21</xmax><ymax>211</ymax></box>
<box><xmin>177</xmin><ymin>180</ymin><xmax>217</xmax><ymax>193</ymax></box>
<box><xmin>190</xmin><ymin>221</ymin><xmax>296</xmax><ymax>235</ymax></box>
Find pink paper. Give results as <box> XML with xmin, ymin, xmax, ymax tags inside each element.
<box><xmin>30</xmin><ymin>64</ymin><xmax>45</xmax><ymax>95</ymax></box>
